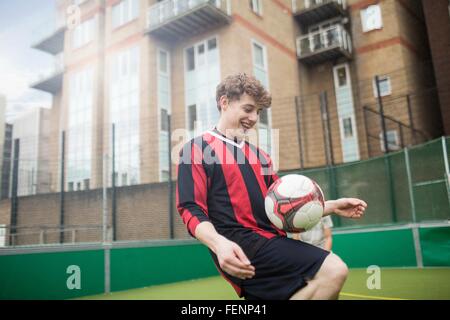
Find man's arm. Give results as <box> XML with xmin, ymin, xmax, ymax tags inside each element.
<box><xmin>195</xmin><ymin>222</ymin><xmax>255</xmax><ymax>280</ymax></box>
<box><xmin>323</xmin><ymin>198</ymin><xmax>367</xmax><ymax>219</ymax></box>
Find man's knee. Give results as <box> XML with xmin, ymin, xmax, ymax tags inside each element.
<box><xmin>317</xmin><ymin>253</ymin><xmax>348</xmax><ymax>284</ymax></box>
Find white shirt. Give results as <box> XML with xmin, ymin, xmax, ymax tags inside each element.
<box><xmin>288</xmin><ymin>216</ymin><xmax>333</xmax><ymax>249</ymax></box>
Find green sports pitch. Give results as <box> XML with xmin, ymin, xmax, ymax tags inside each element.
<box><xmin>78</xmin><ymin>267</ymin><xmax>450</xmax><ymax>300</ymax></box>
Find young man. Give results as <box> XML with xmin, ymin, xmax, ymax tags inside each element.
<box><xmin>289</xmin><ymin>216</ymin><xmax>334</xmax><ymax>251</ymax></box>
<box><xmin>176</xmin><ymin>73</ymin><xmax>367</xmax><ymax>300</ymax></box>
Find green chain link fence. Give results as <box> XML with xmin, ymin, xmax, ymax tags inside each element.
<box><xmin>284</xmin><ymin>137</ymin><xmax>450</xmax><ymax>229</ymax></box>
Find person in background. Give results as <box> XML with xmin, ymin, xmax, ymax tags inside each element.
<box><xmin>289</xmin><ymin>216</ymin><xmax>334</xmax><ymax>252</ymax></box>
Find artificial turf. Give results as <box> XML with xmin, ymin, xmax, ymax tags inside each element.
<box><xmin>78</xmin><ymin>267</ymin><xmax>450</xmax><ymax>300</ymax></box>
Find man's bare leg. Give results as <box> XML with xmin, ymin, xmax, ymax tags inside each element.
<box><xmin>290</xmin><ymin>253</ymin><xmax>348</xmax><ymax>300</ymax></box>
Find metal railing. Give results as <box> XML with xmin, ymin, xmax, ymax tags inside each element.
<box><xmin>292</xmin><ymin>0</ymin><xmax>346</xmax><ymax>13</ymax></box>
<box><xmin>32</xmin><ymin>15</ymin><xmax>66</xmax><ymax>47</ymax></box>
<box><xmin>31</xmin><ymin>54</ymin><xmax>65</xmax><ymax>86</ymax></box>
<box><xmin>296</xmin><ymin>24</ymin><xmax>352</xmax><ymax>57</ymax></box>
<box><xmin>2</xmin><ymin>225</ymin><xmax>107</xmax><ymax>247</ymax></box>
<box><xmin>147</xmin><ymin>0</ymin><xmax>230</xmax><ymax>29</ymax></box>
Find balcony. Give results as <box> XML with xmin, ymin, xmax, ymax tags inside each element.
<box><xmin>30</xmin><ymin>55</ymin><xmax>64</xmax><ymax>94</ymax></box>
<box><xmin>296</xmin><ymin>24</ymin><xmax>352</xmax><ymax>65</ymax></box>
<box><xmin>31</xmin><ymin>17</ymin><xmax>66</xmax><ymax>55</ymax></box>
<box><xmin>293</xmin><ymin>0</ymin><xmax>347</xmax><ymax>27</ymax></box>
<box><xmin>146</xmin><ymin>0</ymin><xmax>232</xmax><ymax>40</ymax></box>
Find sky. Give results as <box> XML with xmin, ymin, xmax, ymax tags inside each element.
<box><xmin>0</xmin><ymin>0</ymin><xmax>56</xmax><ymax>122</ymax></box>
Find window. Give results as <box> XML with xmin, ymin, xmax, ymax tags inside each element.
<box><xmin>252</xmin><ymin>41</ymin><xmax>268</xmax><ymax>88</ymax></box>
<box><xmin>379</xmin><ymin>130</ymin><xmax>400</xmax><ymax>152</ymax></box>
<box><xmin>361</xmin><ymin>4</ymin><xmax>383</xmax><ymax>32</ymax></box>
<box><xmin>73</xmin><ymin>17</ymin><xmax>95</xmax><ymax>49</ymax></box>
<box><xmin>250</xmin><ymin>0</ymin><xmax>263</xmax><ymax>15</ymax></box>
<box><xmin>110</xmin><ymin>46</ymin><xmax>140</xmax><ymax>186</ymax></box>
<box><xmin>112</xmin><ymin>0</ymin><xmax>139</xmax><ymax>29</ymax></box>
<box><xmin>373</xmin><ymin>76</ymin><xmax>391</xmax><ymax>97</ymax></box>
<box><xmin>158</xmin><ymin>48</ymin><xmax>171</xmax><ymax>182</ymax></box>
<box><xmin>68</xmin><ymin>182</ymin><xmax>74</xmax><ymax>191</ymax></box>
<box><xmin>186</xmin><ymin>47</ymin><xmax>195</xmax><ymax>71</ymax></box>
<box><xmin>185</xmin><ymin>37</ymin><xmax>220</xmax><ymax>136</ymax></box>
<box><xmin>159</xmin><ymin>50</ymin><xmax>168</xmax><ymax>73</ymax></box>
<box><xmin>160</xmin><ymin>108</ymin><xmax>168</xmax><ymax>131</ymax></box>
<box><xmin>188</xmin><ymin>104</ymin><xmax>197</xmax><ymax>132</ymax></box>
<box><xmin>342</xmin><ymin>117</ymin><xmax>354</xmax><ymax>138</ymax></box>
<box><xmin>83</xmin><ymin>179</ymin><xmax>90</xmax><ymax>190</ymax></box>
<box><xmin>161</xmin><ymin>170</ymin><xmax>170</xmax><ymax>182</ymax></box>
<box><xmin>252</xmin><ymin>40</ymin><xmax>271</xmax><ymax>153</ymax></box>
<box><xmin>337</xmin><ymin>66</ymin><xmax>348</xmax><ymax>87</ymax></box>
<box><xmin>68</xmin><ymin>66</ymin><xmax>93</xmax><ymax>189</ymax></box>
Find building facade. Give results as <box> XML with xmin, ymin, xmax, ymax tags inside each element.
<box><xmin>10</xmin><ymin>108</ymin><xmax>53</xmax><ymax>197</ymax></box>
<box><xmin>422</xmin><ymin>0</ymin><xmax>450</xmax><ymax>135</ymax></box>
<box><xmin>30</xmin><ymin>0</ymin><xmax>444</xmax><ymax>192</ymax></box>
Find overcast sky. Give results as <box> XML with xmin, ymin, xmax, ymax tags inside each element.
<box><xmin>0</xmin><ymin>0</ymin><xmax>56</xmax><ymax>122</ymax></box>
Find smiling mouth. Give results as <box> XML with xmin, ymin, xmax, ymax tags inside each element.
<box><xmin>241</xmin><ymin>122</ymin><xmax>253</xmax><ymax>130</ymax></box>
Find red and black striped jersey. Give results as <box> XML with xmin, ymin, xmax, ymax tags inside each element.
<box><xmin>176</xmin><ymin>128</ymin><xmax>286</xmax><ymax>260</ymax></box>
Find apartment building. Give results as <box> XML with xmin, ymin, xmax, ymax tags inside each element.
<box><xmin>29</xmin><ymin>0</ymin><xmax>443</xmax><ymax>192</ymax></box>
<box><xmin>9</xmin><ymin>108</ymin><xmax>53</xmax><ymax>196</ymax></box>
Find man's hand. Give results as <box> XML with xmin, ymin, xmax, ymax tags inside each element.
<box><xmin>325</xmin><ymin>198</ymin><xmax>367</xmax><ymax>219</ymax></box>
<box><xmin>215</xmin><ymin>238</ymin><xmax>255</xmax><ymax>280</ymax></box>
<box><xmin>195</xmin><ymin>222</ymin><xmax>255</xmax><ymax>280</ymax></box>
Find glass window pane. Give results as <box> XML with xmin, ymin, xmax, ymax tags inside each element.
<box><xmin>186</xmin><ymin>47</ymin><xmax>195</xmax><ymax>71</ymax></box>
<box><xmin>337</xmin><ymin>67</ymin><xmax>347</xmax><ymax>87</ymax></box>
<box><xmin>159</xmin><ymin>50</ymin><xmax>167</xmax><ymax>73</ymax></box>
<box><xmin>343</xmin><ymin>117</ymin><xmax>353</xmax><ymax>138</ymax></box>
<box><xmin>208</xmin><ymin>38</ymin><xmax>217</xmax><ymax>51</ymax></box>
<box><xmin>253</xmin><ymin>43</ymin><xmax>264</xmax><ymax>67</ymax></box>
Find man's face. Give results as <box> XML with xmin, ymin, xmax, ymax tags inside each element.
<box><xmin>220</xmin><ymin>93</ymin><xmax>262</xmax><ymax>139</ymax></box>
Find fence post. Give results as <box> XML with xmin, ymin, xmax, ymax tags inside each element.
<box><xmin>328</xmin><ymin>166</ymin><xmax>341</xmax><ymax>227</ymax></box>
<box><xmin>363</xmin><ymin>106</ymin><xmax>372</xmax><ymax>158</ymax></box>
<box><xmin>320</xmin><ymin>92</ymin><xmax>334</xmax><ymax>166</ymax></box>
<box><xmin>384</xmin><ymin>153</ymin><xmax>398</xmax><ymax>223</ymax></box>
<box><xmin>442</xmin><ymin>137</ymin><xmax>450</xmax><ymax>209</ymax></box>
<box><xmin>405</xmin><ymin>148</ymin><xmax>417</xmax><ymax>223</ymax></box>
<box><xmin>406</xmin><ymin>94</ymin><xmax>417</xmax><ymax>144</ymax></box>
<box><xmin>168</xmin><ymin>113</ymin><xmax>174</xmax><ymax>239</ymax></box>
<box><xmin>295</xmin><ymin>96</ymin><xmax>305</xmax><ymax>170</ymax></box>
<box><xmin>102</xmin><ymin>154</ymin><xmax>109</xmax><ymax>244</ymax></box>
<box><xmin>375</xmin><ymin>75</ymin><xmax>389</xmax><ymax>153</ymax></box>
<box><xmin>10</xmin><ymin>138</ymin><xmax>20</xmax><ymax>246</ymax></box>
<box><xmin>60</xmin><ymin>131</ymin><xmax>65</xmax><ymax>244</ymax></box>
<box><xmin>404</xmin><ymin>148</ymin><xmax>423</xmax><ymax>268</ymax></box>
<box><xmin>111</xmin><ymin>123</ymin><xmax>117</xmax><ymax>242</ymax></box>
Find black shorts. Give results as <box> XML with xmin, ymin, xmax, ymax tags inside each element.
<box><xmin>216</xmin><ymin>236</ymin><xmax>330</xmax><ymax>300</ymax></box>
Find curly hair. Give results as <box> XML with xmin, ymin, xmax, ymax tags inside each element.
<box><xmin>216</xmin><ymin>73</ymin><xmax>272</xmax><ymax>111</ymax></box>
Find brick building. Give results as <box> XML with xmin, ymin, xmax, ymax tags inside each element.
<box><xmin>28</xmin><ymin>0</ymin><xmax>444</xmax><ymax>191</ymax></box>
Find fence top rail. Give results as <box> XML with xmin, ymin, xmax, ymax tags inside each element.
<box><xmin>0</xmin><ymin>239</ymin><xmax>201</xmax><ymax>255</ymax></box>
<box><xmin>293</xmin><ymin>136</ymin><xmax>448</xmax><ymax>173</ymax></box>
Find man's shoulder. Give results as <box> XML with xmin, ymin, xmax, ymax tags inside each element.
<box><xmin>179</xmin><ymin>132</ymin><xmax>215</xmax><ymax>157</ymax></box>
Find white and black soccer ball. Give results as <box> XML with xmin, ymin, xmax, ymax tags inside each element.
<box><xmin>265</xmin><ymin>174</ymin><xmax>325</xmax><ymax>233</ymax></box>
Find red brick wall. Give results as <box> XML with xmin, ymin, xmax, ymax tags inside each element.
<box><xmin>422</xmin><ymin>0</ymin><xmax>450</xmax><ymax>135</ymax></box>
<box><xmin>0</xmin><ymin>182</ymin><xmax>191</xmax><ymax>246</ymax></box>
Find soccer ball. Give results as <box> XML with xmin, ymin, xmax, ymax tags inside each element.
<box><xmin>265</xmin><ymin>174</ymin><xmax>325</xmax><ymax>233</ymax></box>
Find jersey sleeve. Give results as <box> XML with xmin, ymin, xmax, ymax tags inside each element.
<box><xmin>176</xmin><ymin>139</ymin><xmax>210</xmax><ymax>238</ymax></box>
